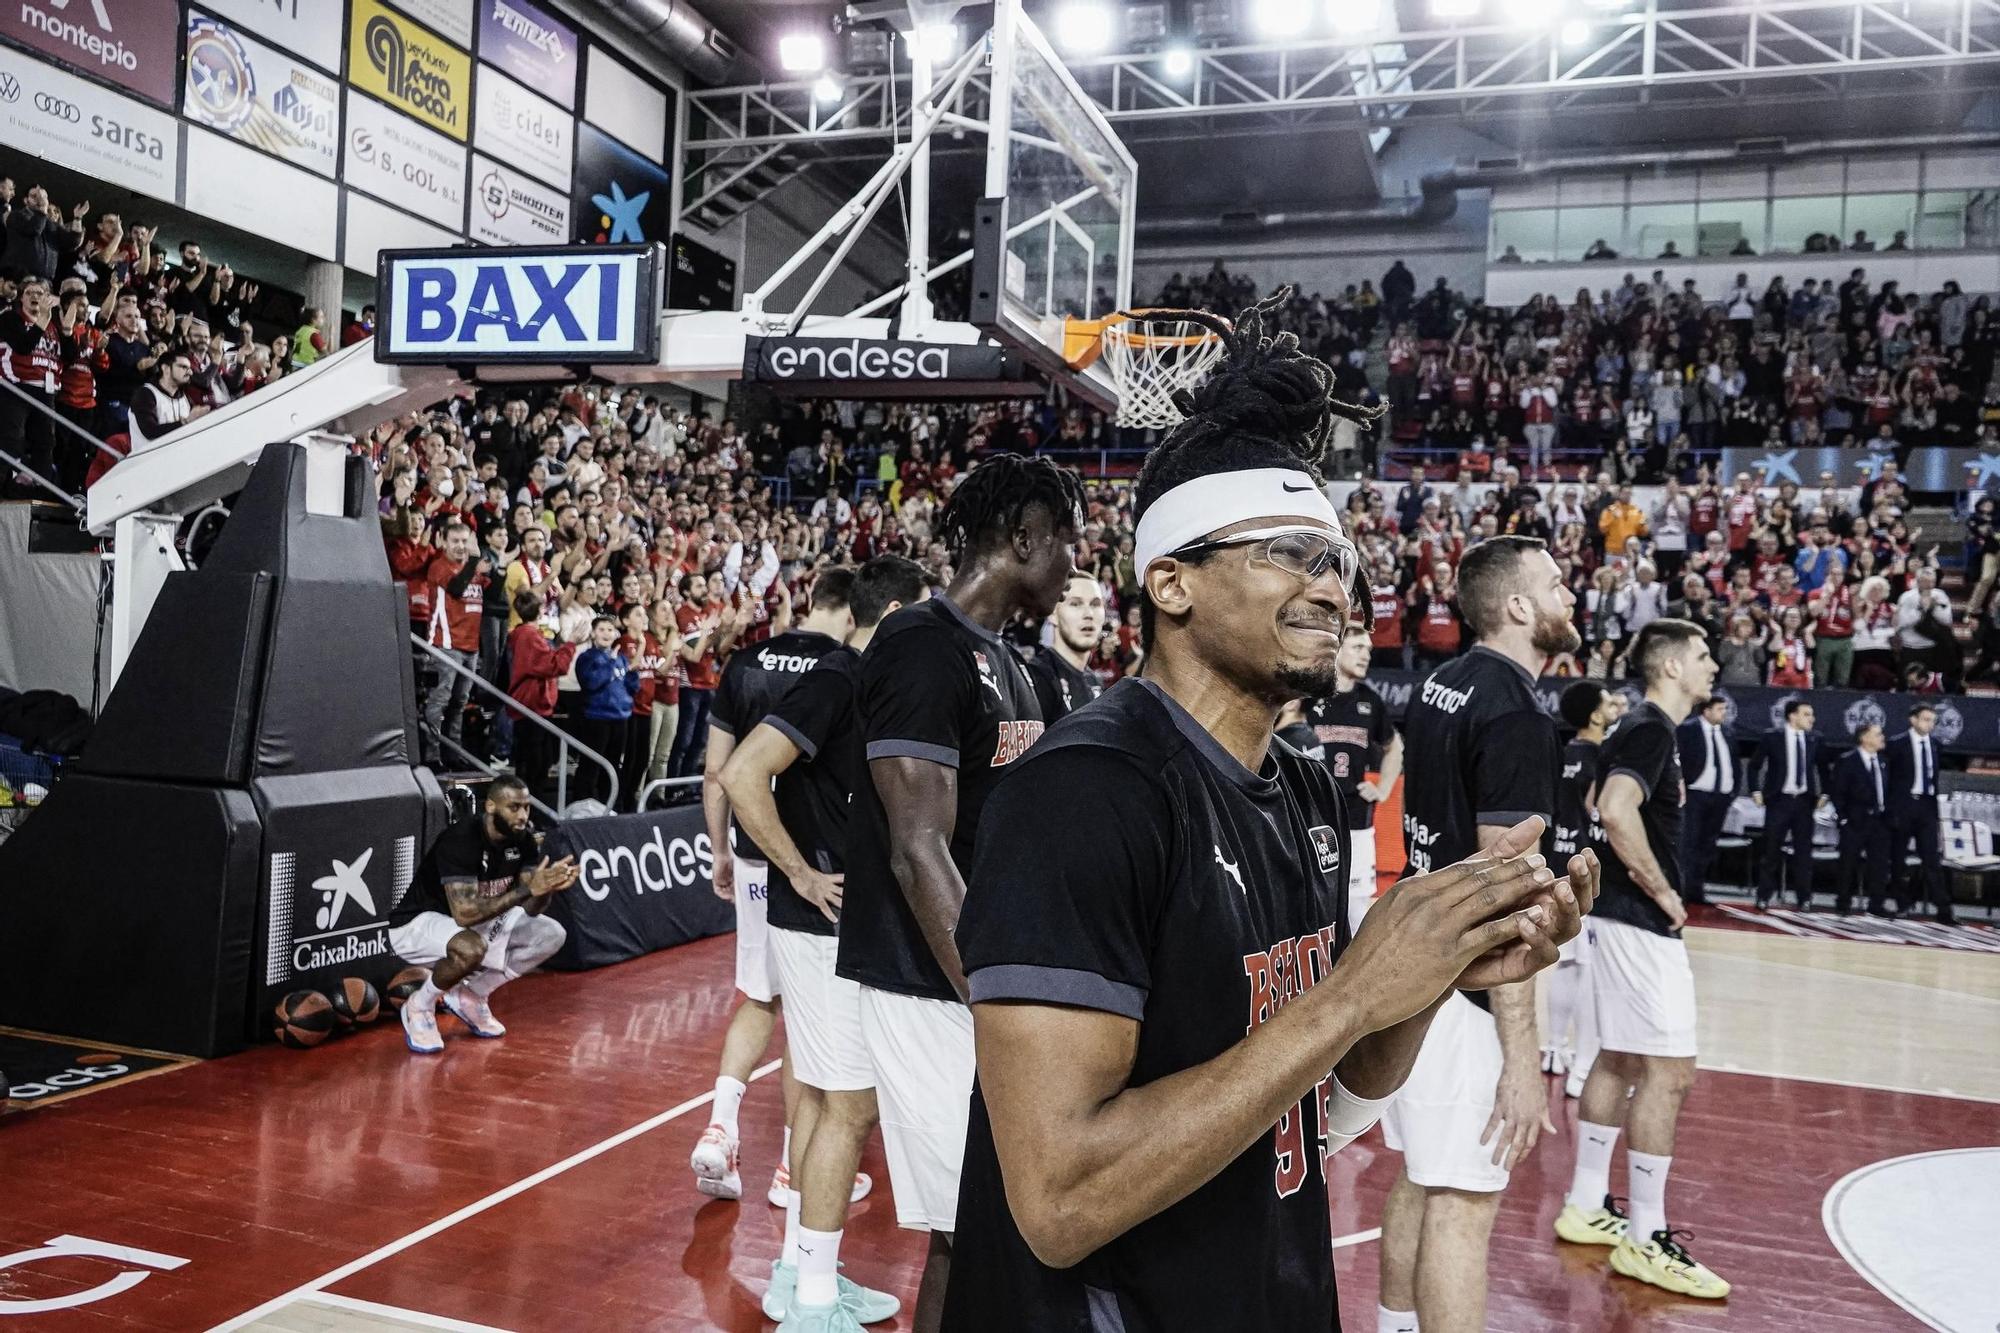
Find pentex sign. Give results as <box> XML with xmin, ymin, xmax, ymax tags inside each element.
<box><xmin>376</xmin><ymin>243</ymin><xmax>664</xmax><ymax>364</ymax></box>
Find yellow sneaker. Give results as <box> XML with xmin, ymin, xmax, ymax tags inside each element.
<box><xmin>1554</xmin><ymin>1195</ymin><xmax>1629</xmax><ymax>1248</ymax></box>
<box><xmin>1609</xmin><ymin>1229</ymin><xmax>1731</xmax><ymax>1300</ymax></box>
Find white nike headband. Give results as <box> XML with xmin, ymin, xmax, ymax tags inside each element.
<box><xmin>1134</xmin><ymin>467</ymin><xmax>1347</xmax><ymax>570</ymax></box>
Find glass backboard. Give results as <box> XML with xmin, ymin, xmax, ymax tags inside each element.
<box><xmin>970</xmin><ymin>0</ymin><xmax>1135</xmax><ymax>407</ymax></box>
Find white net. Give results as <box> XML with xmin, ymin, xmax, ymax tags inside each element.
<box><xmin>1099</xmin><ymin>317</ymin><xmax>1227</xmax><ymax>430</ymax></box>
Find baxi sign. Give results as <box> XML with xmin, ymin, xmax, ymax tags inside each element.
<box><xmin>376</xmin><ymin>243</ymin><xmax>664</xmax><ymax>363</ymax></box>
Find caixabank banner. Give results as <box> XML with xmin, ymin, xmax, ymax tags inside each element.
<box><xmin>255</xmin><ymin>770</ymin><xmax>427</xmax><ymax>1026</ymax></box>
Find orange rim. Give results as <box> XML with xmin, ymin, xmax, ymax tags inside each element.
<box><xmin>1061</xmin><ymin>309</ymin><xmax>1227</xmax><ymax>371</ymax></box>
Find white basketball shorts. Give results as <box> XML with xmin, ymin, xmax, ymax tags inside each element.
<box><xmin>1588</xmin><ymin>917</ymin><xmax>1699</xmax><ymax>1059</ymax></box>
<box><xmin>770</xmin><ymin>927</ymin><xmax>873</xmax><ymax>1092</ymax></box>
<box><xmin>1381</xmin><ymin>991</ymin><xmax>1510</xmax><ymax>1193</ymax></box>
<box><xmin>733</xmin><ymin>857</ymin><xmax>779</xmax><ymax>1003</ymax></box>
<box><xmin>859</xmin><ymin>986</ymin><xmax>975</xmax><ymax>1232</ymax></box>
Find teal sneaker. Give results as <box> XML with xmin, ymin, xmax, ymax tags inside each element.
<box><xmin>777</xmin><ymin>1299</ymin><xmax>866</xmax><ymax>1333</ymax></box>
<box><xmin>762</xmin><ymin>1259</ymin><xmax>797</xmax><ymax>1322</ymax></box>
<box><xmin>762</xmin><ymin>1259</ymin><xmax>901</xmax><ymax>1325</ymax></box>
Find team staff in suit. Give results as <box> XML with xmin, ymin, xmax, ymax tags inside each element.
<box><xmin>1887</xmin><ymin>702</ymin><xmax>1959</xmax><ymax>924</ymax></box>
<box><xmin>1827</xmin><ymin>724</ymin><xmax>1895</xmax><ymax>917</ymax></box>
<box><xmin>1752</xmin><ymin>700</ymin><xmax>1823</xmax><ymax>909</ymax></box>
<box><xmin>1675</xmin><ymin>696</ymin><xmax>1736</xmax><ymax>906</ymax></box>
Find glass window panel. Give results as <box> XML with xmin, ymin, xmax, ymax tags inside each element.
<box><xmin>1769</xmin><ymin>196</ymin><xmax>1844</xmax><ymax>255</ymax></box>
<box><xmin>1627</xmin><ymin>203</ymin><xmax>1697</xmax><ymax>260</ymax></box>
<box><xmin>1917</xmin><ymin>190</ymin><xmax>1971</xmax><ymax>250</ymax></box>
<box><xmin>1491</xmin><ymin>210</ymin><xmax>1557</xmax><ymax>263</ymax></box>
<box><xmin>1695</xmin><ymin>198</ymin><xmax>1765</xmax><ymax>256</ymax></box>
<box><xmin>1557</xmin><ymin>205</ymin><xmax>1626</xmax><ymax>262</ymax></box>
<box><xmin>1842</xmin><ymin>193</ymin><xmax>1917</xmax><ymax>252</ymax></box>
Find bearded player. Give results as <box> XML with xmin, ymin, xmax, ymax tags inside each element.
<box><xmin>1381</xmin><ymin>534</ymin><xmax>1581</xmax><ymax>1333</ymax></box>
<box><xmin>1024</xmin><ymin>570</ymin><xmax>1106</xmax><ymax>720</ymax></box>
<box><xmin>1556</xmin><ymin>618</ymin><xmax>1729</xmax><ymax>1300</ymax></box>
<box><xmin>1306</xmin><ymin>623</ymin><xmax>1404</xmax><ymax>933</ymax></box>
<box><xmin>943</xmin><ymin>295</ymin><xmax>1597</xmax><ymax>1331</ymax></box>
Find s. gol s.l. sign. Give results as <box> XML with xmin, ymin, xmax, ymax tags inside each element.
<box><xmin>376</xmin><ymin>244</ymin><xmax>663</xmax><ymax>364</ymax></box>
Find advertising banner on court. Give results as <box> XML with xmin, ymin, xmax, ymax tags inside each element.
<box><xmin>343</xmin><ymin>88</ymin><xmax>467</xmax><ymax>228</ymax></box>
<box><xmin>198</xmin><ymin>0</ymin><xmax>342</xmax><ymax>73</ymax></box>
<box><xmin>473</xmin><ymin>64</ymin><xmax>572</xmax><ymax>191</ymax></box>
<box><xmin>185</xmin><ymin>12</ymin><xmax>339</xmax><ymax>178</ymax></box>
<box><xmin>746</xmin><ymin>336</ymin><xmax>1011</xmax><ymax>385</ymax></box>
<box><xmin>391</xmin><ymin>0</ymin><xmax>474</xmax><ymax>48</ymax></box>
<box><xmin>376</xmin><ymin>242</ymin><xmax>665</xmax><ymax>364</ymax></box>
<box><xmin>1720</xmin><ymin>445</ymin><xmax>2000</xmax><ymax>494</ymax></box>
<box><xmin>477</xmin><ymin>0</ymin><xmax>576</xmax><ymax>108</ymax></box>
<box><xmin>539</xmin><ymin>804</ymin><xmax>736</xmax><ymax>970</ymax></box>
<box><xmin>347</xmin><ymin>0</ymin><xmax>471</xmax><ymax>141</ymax></box>
<box><xmin>571</xmin><ymin>122</ymin><xmax>673</xmax><ymax>245</ymax></box>
<box><xmin>0</xmin><ymin>0</ymin><xmax>179</xmax><ymax>107</ymax></box>
<box><xmin>0</xmin><ymin>46</ymin><xmax>180</xmax><ymax>205</ymax></box>
<box><xmin>1365</xmin><ymin>668</ymin><xmax>2000</xmax><ymax>755</ymax></box>
<box><xmin>470</xmin><ymin>152</ymin><xmax>570</xmax><ymax>246</ymax></box>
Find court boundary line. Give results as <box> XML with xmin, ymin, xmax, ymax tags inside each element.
<box><xmin>298</xmin><ymin>1292</ymin><xmax>521</xmax><ymax>1332</ymax></box>
<box><xmin>1821</xmin><ymin>1147</ymin><xmax>1995</xmax><ymax>1333</ymax></box>
<box><xmin>206</xmin><ymin>1058</ymin><xmax>782</xmax><ymax>1332</ymax></box>
<box><xmin>1698</xmin><ymin>1061</ymin><xmax>2000</xmax><ymax>1106</ymax></box>
<box><xmin>1691</xmin><ymin>943</ymin><xmax>2000</xmax><ymax>1006</ymax></box>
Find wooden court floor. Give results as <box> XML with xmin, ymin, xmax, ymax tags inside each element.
<box><xmin>1</xmin><ymin>923</ymin><xmax>1994</xmax><ymax>1332</ymax></box>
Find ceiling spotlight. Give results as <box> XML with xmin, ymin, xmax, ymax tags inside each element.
<box><xmin>1329</xmin><ymin>0</ymin><xmax>1383</xmax><ymax>35</ymax></box>
<box><xmin>1055</xmin><ymin>3</ymin><xmax>1114</xmax><ymax>51</ymax></box>
<box><xmin>778</xmin><ymin>32</ymin><xmax>826</xmax><ymax>73</ymax></box>
<box><xmin>1252</xmin><ymin>0</ymin><xmax>1313</xmax><ymax>37</ymax></box>
<box><xmin>1560</xmin><ymin>17</ymin><xmax>1591</xmax><ymax>42</ymax></box>
<box><xmin>1162</xmin><ymin>44</ymin><xmax>1194</xmax><ymax>78</ymax></box>
<box><xmin>813</xmin><ymin>73</ymin><xmax>843</xmax><ymax>102</ymax></box>
<box><xmin>1431</xmin><ymin>0</ymin><xmax>1481</xmax><ymax>16</ymax></box>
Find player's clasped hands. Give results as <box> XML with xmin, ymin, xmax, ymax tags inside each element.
<box><xmin>526</xmin><ymin>856</ymin><xmax>580</xmax><ymax>898</ymax></box>
<box><xmin>1342</xmin><ymin>816</ymin><xmax>1598</xmax><ymax>1032</ymax></box>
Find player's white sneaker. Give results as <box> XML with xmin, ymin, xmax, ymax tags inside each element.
<box><xmin>1541</xmin><ymin>1045</ymin><xmax>1574</xmax><ymax>1076</ymax></box>
<box><xmin>441</xmin><ymin>987</ymin><xmax>505</xmax><ymax>1038</ymax></box>
<box><xmin>768</xmin><ymin>1164</ymin><xmax>873</xmax><ymax>1207</ymax></box>
<box><xmin>401</xmin><ymin>1001</ymin><xmax>443</xmax><ymax>1055</ymax></box>
<box><xmin>691</xmin><ymin>1123</ymin><xmax>741</xmax><ymax>1200</ymax></box>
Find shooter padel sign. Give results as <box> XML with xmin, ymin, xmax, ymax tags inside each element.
<box><xmin>376</xmin><ymin>243</ymin><xmax>664</xmax><ymax>364</ymax></box>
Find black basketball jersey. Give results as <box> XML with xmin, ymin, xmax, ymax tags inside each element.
<box><xmin>1591</xmin><ymin>700</ymin><xmax>1686</xmax><ymax>938</ymax></box>
<box><xmin>1399</xmin><ymin>646</ymin><xmax>1559</xmax><ymax>1012</ymax></box>
<box><xmin>760</xmin><ymin>646</ymin><xmax>866</xmax><ymax>938</ymax></box>
<box><xmin>1024</xmin><ymin>642</ymin><xmax>1103</xmax><ymax>722</ymax></box>
<box><xmin>1305</xmin><ymin>682</ymin><xmax>1397</xmax><ymax>831</ymax></box>
<box><xmin>842</xmin><ymin>595</ymin><xmax>1045</xmax><ymax>1000</ymax></box>
<box><xmin>1549</xmin><ymin>738</ymin><xmax>1602</xmax><ymax>862</ymax></box>
<box><xmin>709</xmin><ymin>628</ymin><xmax>844</xmax><ymax>872</ymax></box>
<box><xmin>949</xmin><ymin>678</ymin><xmax>1351</xmax><ymax>1333</ymax></box>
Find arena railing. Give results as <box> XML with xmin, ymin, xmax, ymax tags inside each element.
<box><xmin>635</xmin><ymin>775</ymin><xmax>704</xmax><ymax>810</ymax></box>
<box><xmin>408</xmin><ymin>634</ymin><xmax>620</xmax><ymax>816</ymax></box>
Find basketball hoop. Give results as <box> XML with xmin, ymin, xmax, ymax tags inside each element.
<box><xmin>1063</xmin><ymin>310</ymin><xmax>1227</xmax><ymax>430</ymax></box>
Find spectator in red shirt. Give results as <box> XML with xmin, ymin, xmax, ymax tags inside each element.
<box><xmin>644</xmin><ymin>600</ymin><xmax>685</xmax><ymax>787</ymax></box>
<box><xmin>666</xmin><ymin>572</ymin><xmax>731</xmax><ymax>778</ymax></box>
<box><xmin>1724</xmin><ymin>472</ymin><xmax>1760</xmax><ymax>553</ymax></box>
<box><xmin>423</xmin><ymin>520</ymin><xmax>491</xmax><ymax>766</ymax></box>
<box><xmin>507</xmin><ymin>590</ymin><xmax>577</xmax><ymax>802</ymax></box>
<box><xmin>342</xmin><ymin>304</ymin><xmax>376</xmax><ymax>347</ymax></box>
<box><xmin>618</xmin><ymin>601</ymin><xmax>660</xmax><ymax>807</ymax></box>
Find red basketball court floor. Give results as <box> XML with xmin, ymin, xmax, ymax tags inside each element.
<box><xmin>1</xmin><ymin>929</ymin><xmax>1992</xmax><ymax>1332</ymax></box>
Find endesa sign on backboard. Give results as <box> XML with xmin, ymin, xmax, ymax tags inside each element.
<box><xmin>376</xmin><ymin>244</ymin><xmax>663</xmax><ymax>365</ymax></box>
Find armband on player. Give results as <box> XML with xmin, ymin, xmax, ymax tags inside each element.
<box><xmin>1323</xmin><ymin>1075</ymin><xmax>1396</xmax><ymax>1157</ymax></box>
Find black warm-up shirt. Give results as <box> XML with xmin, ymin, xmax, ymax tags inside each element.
<box><xmin>840</xmin><ymin>595</ymin><xmax>1044</xmax><ymax>1000</ymax></box>
<box><xmin>1305</xmin><ymin>682</ymin><xmax>1397</xmax><ymax>831</ymax></box>
<box><xmin>710</xmin><ymin>628</ymin><xmax>842</xmax><ymax>877</ymax></box>
<box><xmin>392</xmin><ymin>817</ymin><xmax>536</xmax><ymax>928</ymax></box>
<box><xmin>1024</xmin><ymin>643</ymin><xmax>1103</xmax><ymax>722</ymax></box>
<box><xmin>948</xmin><ymin>678</ymin><xmax>1352</xmax><ymax>1333</ymax></box>
<box><xmin>1591</xmin><ymin>700</ymin><xmax>1686</xmax><ymax>937</ymax></box>
<box><xmin>1398</xmin><ymin>645</ymin><xmax>1559</xmax><ymax>1012</ymax></box>
<box><xmin>760</xmin><ymin>646</ymin><xmax>866</xmax><ymax>937</ymax></box>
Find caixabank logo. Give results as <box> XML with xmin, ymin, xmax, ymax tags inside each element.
<box><xmin>265</xmin><ymin>836</ymin><xmax>416</xmax><ymax>983</ymax></box>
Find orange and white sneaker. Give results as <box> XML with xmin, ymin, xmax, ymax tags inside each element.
<box><xmin>691</xmin><ymin>1123</ymin><xmax>741</xmax><ymax>1200</ymax></box>
<box><xmin>767</xmin><ymin>1164</ymin><xmax>874</xmax><ymax>1207</ymax></box>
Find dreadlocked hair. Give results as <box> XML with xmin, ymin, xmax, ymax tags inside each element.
<box><xmin>1131</xmin><ymin>288</ymin><xmax>1385</xmax><ymax>648</ymax></box>
<box><xmin>937</xmin><ymin>451</ymin><xmax>1087</xmax><ymax>561</ymax></box>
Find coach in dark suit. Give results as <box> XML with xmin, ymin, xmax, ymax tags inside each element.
<box><xmin>1829</xmin><ymin>724</ymin><xmax>1895</xmax><ymax>916</ymax></box>
<box><xmin>1887</xmin><ymin>701</ymin><xmax>1958</xmax><ymax>924</ymax></box>
<box><xmin>1753</xmin><ymin>699</ymin><xmax>1823</xmax><ymax>908</ymax></box>
<box><xmin>1676</xmin><ymin>695</ymin><xmax>1736</xmax><ymax>905</ymax></box>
